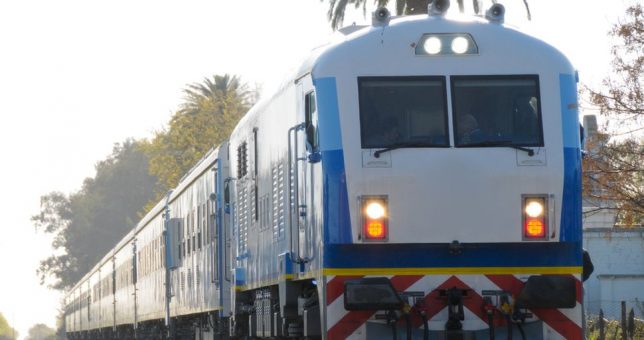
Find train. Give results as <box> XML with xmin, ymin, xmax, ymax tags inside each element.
<box><xmin>65</xmin><ymin>1</ymin><xmax>586</xmax><ymax>339</ymax></box>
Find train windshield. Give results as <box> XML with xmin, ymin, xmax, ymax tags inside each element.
<box><xmin>359</xmin><ymin>77</ymin><xmax>449</xmax><ymax>149</ymax></box>
<box><xmin>452</xmin><ymin>76</ymin><xmax>543</xmax><ymax>147</ymax></box>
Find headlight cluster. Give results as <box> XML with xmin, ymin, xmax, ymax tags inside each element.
<box><xmin>361</xmin><ymin>196</ymin><xmax>389</xmax><ymax>241</ymax></box>
<box><xmin>522</xmin><ymin>196</ymin><xmax>548</xmax><ymax>240</ymax></box>
<box><xmin>415</xmin><ymin>33</ymin><xmax>478</xmax><ymax>56</ymax></box>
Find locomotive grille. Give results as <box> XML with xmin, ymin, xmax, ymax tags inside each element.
<box><xmin>272</xmin><ymin>163</ymin><xmax>286</xmax><ymax>240</ymax></box>
<box><xmin>188</xmin><ymin>267</ymin><xmax>193</xmax><ymax>289</ymax></box>
<box><xmin>180</xmin><ymin>271</ymin><xmax>185</xmax><ymax>292</ymax></box>
<box><xmin>196</xmin><ymin>264</ymin><xmax>200</xmax><ymax>287</ymax></box>
<box><xmin>237</xmin><ymin>182</ymin><xmax>249</xmax><ymax>253</ymax></box>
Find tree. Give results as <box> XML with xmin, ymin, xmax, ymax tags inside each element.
<box><xmin>584</xmin><ymin>4</ymin><xmax>644</xmax><ymax>226</ymax></box>
<box><xmin>33</xmin><ymin>74</ymin><xmax>254</xmax><ymax>290</ymax></box>
<box><xmin>0</xmin><ymin>312</ymin><xmax>18</xmax><ymax>340</ymax></box>
<box><xmin>142</xmin><ymin>74</ymin><xmax>253</xmax><ymax>207</ymax></box>
<box><xmin>583</xmin><ymin>133</ymin><xmax>643</xmax><ymax>226</ymax></box>
<box><xmin>326</xmin><ymin>0</ymin><xmax>428</xmax><ymax>28</ymax></box>
<box><xmin>33</xmin><ymin>140</ymin><xmax>157</xmax><ymax>289</ymax></box>
<box><xmin>25</xmin><ymin>324</ymin><xmax>56</xmax><ymax>340</ymax></box>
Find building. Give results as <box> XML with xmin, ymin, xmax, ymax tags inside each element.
<box><xmin>583</xmin><ymin>227</ymin><xmax>644</xmax><ymax>319</ymax></box>
<box><xmin>581</xmin><ymin>114</ymin><xmax>644</xmax><ymax>319</ymax></box>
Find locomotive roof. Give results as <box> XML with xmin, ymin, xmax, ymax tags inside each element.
<box><xmin>231</xmin><ymin>12</ymin><xmax>572</xmax><ymax>136</ymax></box>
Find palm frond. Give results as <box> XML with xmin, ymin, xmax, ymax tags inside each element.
<box><xmin>522</xmin><ymin>0</ymin><xmax>532</xmax><ymax>20</ymax></box>
<box><xmin>331</xmin><ymin>0</ymin><xmax>351</xmax><ymax>29</ymax></box>
<box><xmin>395</xmin><ymin>0</ymin><xmax>405</xmax><ymax>15</ymax></box>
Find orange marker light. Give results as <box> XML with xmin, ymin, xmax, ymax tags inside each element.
<box><xmin>366</xmin><ymin>221</ymin><xmax>386</xmax><ymax>239</ymax></box>
<box><xmin>525</xmin><ymin>218</ymin><xmax>545</xmax><ymax>238</ymax></box>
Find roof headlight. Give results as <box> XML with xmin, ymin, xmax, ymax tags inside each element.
<box><xmin>415</xmin><ymin>33</ymin><xmax>478</xmax><ymax>56</ymax></box>
<box><xmin>423</xmin><ymin>37</ymin><xmax>442</xmax><ymax>54</ymax></box>
<box><xmin>451</xmin><ymin>36</ymin><xmax>469</xmax><ymax>54</ymax></box>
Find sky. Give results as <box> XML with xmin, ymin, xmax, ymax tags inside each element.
<box><xmin>0</xmin><ymin>0</ymin><xmax>632</xmax><ymax>338</ymax></box>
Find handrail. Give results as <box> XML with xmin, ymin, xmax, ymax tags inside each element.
<box><xmin>288</xmin><ymin>123</ymin><xmax>309</xmax><ymax>264</ymax></box>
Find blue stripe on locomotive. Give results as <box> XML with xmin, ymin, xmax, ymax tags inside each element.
<box><xmin>313</xmin><ymin>77</ymin><xmax>352</xmax><ymax>245</ymax></box>
<box><xmin>559</xmin><ymin>73</ymin><xmax>582</xmax><ymax>244</ymax></box>
<box><xmin>324</xmin><ymin>243</ymin><xmax>580</xmax><ymax>268</ymax></box>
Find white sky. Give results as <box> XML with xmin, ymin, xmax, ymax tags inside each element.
<box><xmin>0</xmin><ymin>0</ymin><xmax>631</xmax><ymax>338</ymax></box>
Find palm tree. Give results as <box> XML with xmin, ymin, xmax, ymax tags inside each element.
<box><xmin>180</xmin><ymin>74</ymin><xmax>248</xmax><ymax>116</ymax></box>
<box><xmin>325</xmin><ymin>0</ymin><xmax>531</xmax><ymax>30</ymax></box>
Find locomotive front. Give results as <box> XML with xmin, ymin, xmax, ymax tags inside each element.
<box><xmin>311</xmin><ymin>5</ymin><xmax>583</xmax><ymax>340</ymax></box>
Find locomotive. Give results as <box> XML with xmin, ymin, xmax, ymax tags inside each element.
<box><xmin>65</xmin><ymin>1</ymin><xmax>585</xmax><ymax>339</ymax></box>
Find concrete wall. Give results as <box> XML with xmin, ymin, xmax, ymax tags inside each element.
<box><xmin>583</xmin><ymin>227</ymin><xmax>644</xmax><ymax>319</ymax></box>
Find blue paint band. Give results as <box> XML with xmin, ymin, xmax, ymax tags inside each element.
<box><xmin>321</xmin><ymin>150</ymin><xmax>352</xmax><ymax>244</ymax></box>
<box><xmin>313</xmin><ymin>77</ymin><xmax>352</xmax><ymax>244</ymax></box>
<box><xmin>559</xmin><ymin>74</ymin><xmax>582</xmax><ymax>243</ymax></box>
<box><xmin>324</xmin><ymin>242</ymin><xmax>582</xmax><ymax>268</ymax></box>
<box><xmin>314</xmin><ymin>77</ymin><xmax>343</xmax><ymax>152</ymax></box>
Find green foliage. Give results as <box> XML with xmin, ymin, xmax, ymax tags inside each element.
<box><xmin>141</xmin><ymin>74</ymin><xmax>252</xmax><ymax>209</ymax></box>
<box><xmin>33</xmin><ymin>74</ymin><xmax>253</xmax><ymax>291</ymax></box>
<box><xmin>25</xmin><ymin>324</ymin><xmax>56</xmax><ymax>340</ymax></box>
<box><xmin>586</xmin><ymin>316</ymin><xmax>644</xmax><ymax>340</ymax></box>
<box><xmin>33</xmin><ymin>140</ymin><xmax>157</xmax><ymax>289</ymax></box>
<box><xmin>0</xmin><ymin>312</ymin><xmax>18</xmax><ymax>340</ymax></box>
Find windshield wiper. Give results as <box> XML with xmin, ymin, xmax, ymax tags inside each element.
<box><xmin>373</xmin><ymin>142</ymin><xmax>437</xmax><ymax>158</ymax></box>
<box><xmin>462</xmin><ymin>140</ymin><xmax>535</xmax><ymax>156</ymax></box>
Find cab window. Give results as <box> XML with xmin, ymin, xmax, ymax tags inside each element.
<box><xmin>358</xmin><ymin>77</ymin><xmax>448</xmax><ymax>149</ymax></box>
<box><xmin>451</xmin><ymin>75</ymin><xmax>543</xmax><ymax>147</ymax></box>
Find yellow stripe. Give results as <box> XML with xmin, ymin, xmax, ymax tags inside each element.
<box><xmin>233</xmin><ymin>267</ymin><xmax>579</xmax><ymax>291</ymax></box>
<box><xmin>323</xmin><ymin>266</ymin><xmax>582</xmax><ymax>276</ymax></box>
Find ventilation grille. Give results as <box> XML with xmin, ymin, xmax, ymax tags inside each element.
<box><xmin>272</xmin><ymin>163</ymin><xmax>286</xmax><ymax>240</ymax></box>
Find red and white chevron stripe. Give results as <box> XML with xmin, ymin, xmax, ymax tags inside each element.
<box><xmin>325</xmin><ymin>274</ymin><xmax>582</xmax><ymax>340</ymax></box>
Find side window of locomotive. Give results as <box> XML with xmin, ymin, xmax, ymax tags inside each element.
<box><xmin>305</xmin><ymin>92</ymin><xmax>318</xmax><ymax>152</ymax></box>
<box><xmin>358</xmin><ymin>77</ymin><xmax>448</xmax><ymax>149</ymax></box>
<box><xmin>451</xmin><ymin>75</ymin><xmax>543</xmax><ymax>147</ymax></box>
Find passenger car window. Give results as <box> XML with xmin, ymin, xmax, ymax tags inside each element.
<box><xmin>358</xmin><ymin>77</ymin><xmax>448</xmax><ymax>149</ymax></box>
<box><xmin>451</xmin><ymin>76</ymin><xmax>543</xmax><ymax>147</ymax></box>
